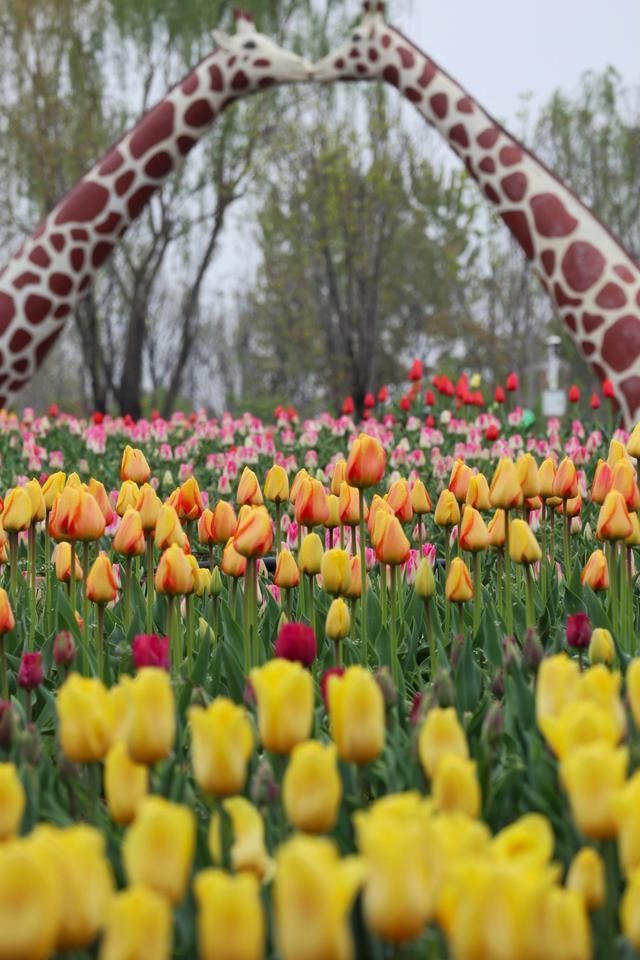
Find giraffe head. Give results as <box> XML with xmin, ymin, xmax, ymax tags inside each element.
<box><xmin>213</xmin><ymin>10</ymin><xmax>312</xmax><ymax>84</ymax></box>
<box><xmin>313</xmin><ymin>2</ymin><xmax>390</xmax><ymax>82</ymax></box>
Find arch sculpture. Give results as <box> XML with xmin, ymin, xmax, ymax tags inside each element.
<box><xmin>0</xmin><ymin>4</ymin><xmax>638</xmax><ymax>422</ymax></box>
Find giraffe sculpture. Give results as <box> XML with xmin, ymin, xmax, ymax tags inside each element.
<box><xmin>315</xmin><ymin>2</ymin><xmax>640</xmax><ymax>425</ymax></box>
<box><xmin>0</xmin><ymin>12</ymin><xmax>311</xmax><ymax>410</ymax></box>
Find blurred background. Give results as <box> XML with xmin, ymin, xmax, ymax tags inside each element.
<box><xmin>0</xmin><ymin>0</ymin><xmax>638</xmax><ymax>417</ymax></box>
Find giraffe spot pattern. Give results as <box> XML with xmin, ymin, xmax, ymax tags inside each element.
<box><xmin>49</xmin><ymin>274</ymin><xmax>73</xmax><ymax>297</ymax></box>
<box><xmin>501</xmin><ymin>173</ymin><xmax>527</xmax><ymax>202</ymax></box>
<box><xmin>129</xmin><ymin>101</ymin><xmax>174</xmax><ymax>160</ymax></box>
<box><xmin>254</xmin><ymin>59</ymin><xmax>272</xmax><ymax>68</ymax></box>
<box><xmin>417</xmin><ymin>62</ymin><xmax>436</xmax><ymax>88</ymax></box>
<box><xmin>128</xmin><ymin>186</ymin><xmax>156</xmax><ymax>221</ymax></box>
<box><xmin>184</xmin><ymin>100</ymin><xmax>215</xmax><ymax>127</ymax></box>
<box><xmin>404</xmin><ymin>88</ymin><xmax>422</xmax><ymax>103</ymax></box>
<box><xmin>554</xmin><ymin>282</ymin><xmax>582</xmax><ymax>307</ymax></box>
<box><xmin>602</xmin><ymin>316</ymin><xmax>640</xmax><ymax>372</ymax></box>
<box><xmin>25</xmin><ymin>295</ymin><xmax>52</xmax><ymax>325</ymax></box>
<box><xmin>596</xmin><ymin>282</ymin><xmax>627</xmax><ymax>309</ymax></box>
<box><xmin>368</xmin><ymin>48</ymin><xmax>379</xmax><ymax>62</ymax></box>
<box><xmin>562</xmin><ymin>241</ymin><xmax>606</xmax><ymax>293</ymax></box>
<box><xmin>182</xmin><ymin>73</ymin><xmax>199</xmax><ymax>96</ymax></box>
<box><xmin>50</xmin><ymin>234</ymin><xmax>65</xmax><ymax>252</ymax></box>
<box><xmin>70</xmin><ymin>249</ymin><xmax>85</xmax><ymax>272</ymax></box>
<box><xmin>35</xmin><ymin>329</ymin><xmax>63</xmax><ymax>367</ymax></box>
<box><xmin>99</xmin><ymin>150</ymin><xmax>124</xmax><ymax>176</ymax></box>
<box><xmin>457</xmin><ymin>97</ymin><xmax>473</xmax><ymax>113</ymax></box>
<box><xmin>449</xmin><ymin>124</ymin><xmax>469</xmax><ymax>148</ymax></box>
<box><xmin>500</xmin><ymin>211</ymin><xmax>534</xmax><ymax>259</ymax></box>
<box><xmin>92</xmin><ymin>242</ymin><xmax>114</xmax><ymax>269</ymax></box>
<box><xmin>541</xmin><ymin>251</ymin><xmax>555</xmax><ymax>276</ymax></box>
<box><xmin>381</xmin><ymin>34</ymin><xmax>392</xmax><ymax>48</ymax></box>
<box><xmin>620</xmin><ymin>377</ymin><xmax>640</xmax><ymax>415</ymax></box>
<box><xmin>12</xmin><ymin>359</ymin><xmax>29</xmax><ymax>375</ymax></box>
<box><xmin>209</xmin><ymin>65</ymin><xmax>224</xmax><ymax>91</ymax></box>
<box><xmin>29</xmin><ymin>246</ymin><xmax>50</xmax><ymax>268</ymax></box>
<box><xmin>478</xmin><ymin>157</ymin><xmax>495</xmax><ymax>174</ymax></box>
<box><xmin>484</xmin><ymin>184</ymin><xmax>500</xmax><ymax>204</ymax></box>
<box><xmin>477</xmin><ymin>127</ymin><xmax>499</xmax><ymax>148</ymax></box>
<box><xmin>581</xmin><ymin>340</ymin><xmax>596</xmax><ymax>356</ymax></box>
<box><xmin>430</xmin><ymin>94</ymin><xmax>448</xmax><ymax>119</ymax></box>
<box><xmin>499</xmin><ymin>146</ymin><xmax>523</xmax><ymax>166</ymax></box>
<box><xmin>531</xmin><ymin>194</ymin><xmax>578</xmax><ymax>238</ymax></box>
<box><xmin>614</xmin><ymin>265</ymin><xmax>635</xmax><ymax>284</ymax></box>
<box><xmin>10</xmin><ymin>330</ymin><xmax>31</xmax><ymax>352</ymax></box>
<box><xmin>71</xmin><ymin>229</ymin><xmax>89</xmax><ymax>241</ymax></box>
<box><xmin>177</xmin><ymin>136</ymin><xmax>197</xmax><ymax>156</ymax></box>
<box><xmin>356</xmin><ymin>64</ymin><xmax>368</xmax><ymax>75</ymax></box>
<box><xmin>116</xmin><ymin>171</ymin><xmax>135</xmax><ymax>197</ymax></box>
<box><xmin>145</xmin><ymin>151</ymin><xmax>174</xmax><ymax>178</ymax></box>
<box><xmin>54</xmin><ymin>305</ymin><xmax>71</xmax><ymax>319</ymax></box>
<box><xmin>96</xmin><ymin>213</ymin><xmax>122</xmax><ymax>235</ymax></box>
<box><xmin>0</xmin><ymin>293</ymin><xmax>16</xmax><ymax>335</ymax></box>
<box><xmin>231</xmin><ymin>71</ymin><xmax>249</xmax><ymax>90</ymax></box>
<box><xmin>383</xmin><ymin>65</ymin><xmax>400</xmax><ymax>86</ymax></box>
<box><xmin>14</xmin><ymin>272</ymin><xmax>40</xmax><ymax>289</ymax></box>
<box><xmin>397</xmin><ymin>47</ymin><xmax>415</xmax><ymax>69</ymax></box>
<box><xmin>55</xmin><ymin>182</ymin><xmax>109</xmax><ymax>225</ymax></box>
<box><xmin>564</xmin><ymin>313</ymin><xmax>577</xmax><ymax>332</ymax></box>
<box><xmin>582</xmin><ymin>313</ymin><xmax>605</xmax><ymax>333</ymax></box>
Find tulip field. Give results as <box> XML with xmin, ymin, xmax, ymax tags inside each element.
<box><xmin>2</xmin><ymin>371</ymin><xmax>640</xmax><ymax>959</ymax></box>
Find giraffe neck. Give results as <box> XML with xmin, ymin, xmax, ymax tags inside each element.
<box><xmin>376</xmin><ymin>25</ymin><xmax>640</xmax><ymax>425</ymax></box>
<box><xmin>0</xmin><ymin>46</ymin><xmax>275</xmax><ymax>410</ymax></box>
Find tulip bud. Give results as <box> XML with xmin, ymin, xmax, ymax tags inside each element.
<box><xmin>415</xmin><ymin>557</ymin><xmax>435</xmax><ymax>599</ymax></box>
<box><xmin>283</xmin><ymin>740</ymin><xmax>342</xmax><ymax>834</ymax></box>
<box><xmin>522</xmin><ymin>628</ymin><xmax>544</xmax><ymax>672</ymax></box>
<box><xmin>489</xmin><ymin>458</ymin><xmax>523</xmax><ymax>509</ymax></box>
<box><xmin>126</xmin><ymin>668</ymin><xmax>176</xmax><ymax>765</ymax></box>
<box><xmin>321</xmin><ymin>549</ymin><xmax>351</xmax><ymax>596</ymax></box>
<box><xmin>330</xmin><ymin>459</ymin><xmax>347</xmax><ymax>497</ymax></box>
<box><xmin>596</xmin><ymin>490</ymin><xmax>633</xmax><ymax>541</ymax></box>
<box><xmin>274</xmin><ymin>549</ymin><xmax>300</xmax><ymax>589</ymax></box>
<box><xmin>581</xmin><ymin>549</ymin><xmax>609</xmax><ymax>591</ymax></box>
<box><xmin>132</xmin><ymin>634</ymin><xmax>169</xmax><ymax>671</ymax></box>
<box><xmin>482</xmin><ymin>702</ymin><xmax>504</xmax><ymax>745</ymax></box>
<box><xmin>591</xmin><ymin>460</ymin><xmax>613</xmax><ymax>505</ymax></box>
<box><xmin>194</xmin><ymin>868</ymin><xmax>264</xmax><ymax>960</ymax></box>
<box><xmin>566</xmin><ymin>847</ymin><xmax>605</xmax><ymax>911</ymax></box>
<box><xmin>42</xmin><ymin>471</ymin><xmax>66</xmax><ymax>511</ymax></box>
<box><xmin>410</xmin><ymin>478</ymin><xmax>432</xmax><ymax>514</ymax></box>
<box><xmin>346</xmin><ymin>433</ymin><xmax>386</xmax><ymax>489</ymax></box>
<box><xmin>611</xmin><ymin>459</ymin><xmax>640</xmax><ymax>510</ymax></box>
<box><xmin>432</xmin><ymin>754</ymin><xmax>480</xmax><ymax>817</ymax></box>
<box><xmin>465</xmin><ymin>473</ymin><xmax>491</xmax><ymax>511</ymax></box>
<box><xmin>54</xmin><ymin>542</ymin><xmax>84</xmax><ymax>584</ymax></box>
<box><xmin>566</xmin><ymin>612</ymin><xmax>592</xmax><ymax>650</ymax></box>
<box><xmin>123</xmin><ymin>796</ymin><xmax>194</xmax><ymax>904</ymax></box>
<box><xmin>100</xmin><ymin>886</ymin><xmax>172</xmax><ymax>960</ymax></box>
<box><xmin>295</xmin><ymin>477</ymin><xmax>330</xmax><ymax>527</ymax></box>
<box><xmin>325</xmin><ymin>494</ymin><xmax>341</xmax><ymax>528</ymax></box>
<box><xmin>264</xmin><ymin>464</ymin><xmax>289</xmax><ymax>504</ymax></box>
<box><xmin>508</xmin><ymin>518</ymin><xmax>542</xmax><ymax>564</ymax></box>
<box><xmin>112</xmin><ymin>507</ymin><xmax>146</xmax><ymax>557</ymax></box>
<box><xmin>538</xmin><ymin>457</ymin><xmax>556</xmax><ymax>499</ymax></box>
<box><xmin>105</xmin><ymin>742</ymin><xmax>149</xmax><ymax>825</ymax></box>
<box><xmin>375</xmin><ymin>514</ymin><xmax>411</xmax><ymax>565</ymax></box>
<box><xmin>249</xmin><ymin>659</ymin><xmax>314</xmax><ymax>754</ymax></box>
<box><xmin>221</xmin><ymin>538</ymin><xmax>247</xmax><ymax>578</ymax></box>
<box><xmin>516</xmin><ymin>453</ymin><xmax>540</xmax><ymax>498</ymax></box>
<box><xmin>189</xmin><ymin>698</ymin><xmax>253</xmax><ymax>797</ymax></box>
<box><xmin>458</xmin><ymin>506</ymin><xmax>490</xmax><ymax>552</ymax></box>
<box><xmin>274</xmin><ymin>623</ymin><xmax>316</xmax><ymax>667</ymax></box>
<box><xmin>2</xmin><ymin>487</ymin><xmax>33</xmax><ymax>532</ymax></box>
<box><xmin>298</xmin><ymin>532</ymin><xmax>323</xmax><ymax>576</ymax></box>
<box><xmin>53</xmin><ymin>631</ymin><xmax>76</xmax><ymax>668</ymax></box>
<box><xmin>553</xmin><ymin>456</ymin><xmax>579</xmax><ymax>500</ymax></box>
<box><xmin>589</xmin><ymin>628</ymin><xmax>614</xmax><ymax>666</ymax></box>
<box><xmin>24</xmin><ymin>478</ymin><xmax>46</xmax><ymax>523</ymax></box>
<box><xmin>488</xmin><ymin>509</ymin><xmax>506</xmax><ymax>548</ymax></box>
<box><xmin>387</xmin><ymin>479</ymin><xmax>413</xmax><ymax>523</ymax></box>
<box><xmin>418</xmin><ymin>706</ymin><xmax>468</xmax><ymax>778</ymax></box>
<box><xmin>0</xmin><ymin>762</ymin><xmax>25</xmax><ymax>840</ymax></box>
<box><xmin>135</xmin><ymin>483</ymin><xmax>162</xmax><ymax>532</ymax></box>
<box><xmin>445</xmin><ymin>557</ymin><xmax>473</xmax><ymax>603</ymax></box>
<box><xmin>17</xmin><ymin>652</ymin><xmax>43</xmax><ymax>690</ymax></box>
<box><xmin>155</xmin><ymin>543</ymin><xmax>194</xmax><ymax>595</ymax></box>
<box><xmin>234</xmin><ymin>506</ymin><xmax>273</xmax><ymax>558</ymax></box>
<box><xmin>375</xmin><ymin>666</ymin><xmax>397</xmax><ymax>710</ymax></box>
<box><xmin>0</xmin><ymin>589</ymin><xmax>15</xmax><ymax>634</ymax></box>
<box><xmin>448</xmin><ymin>459</ymin><xmax>472</xmax><ymax>503</ymax></box>
<box><xmin>328</xmin><ymin>666</ymin><xmax>385</xmax><ymax>764</ymax></box>
<box><xmin>210</xmin><ymin>565</ymin><xmax>223</xmax><ymax>597</ymax></box>
<box><xmin>346</xmin><ymin>555</ymin><xmax>362</xmax><ymax>599</ymax></box>
<box><xmin>627</xmin><ymin>422</ymin><xmax>640</xmax><ymax>459</ymax></box>
<box><xmin>121</xmin><ymin>445</ymin><xmax>151</xmax><ymax>484</ymax></box>
<box><xmin>326</xmin><ymin>597</ymin><xmax>351</xmax><ymax>641</ymax></box>
<box><xmin>116</xmin><ymin>480</ymin><xmax>140</xmax><ymax>518</ymax></box>
<box><xmin>86</xmin><ymin>552</ymin><xmax>118</xmax><ymax>604</ymax></box>
<box><xmin>560</xmin><ymin>743</ymin><xmax>628</xmax><ymax>838</ymax></box>
<box><xmin>237</xmin><ymin>467</ymin><xmax>264</xmax><ymax>507</ymax></box>
<box><xmin>434</xmin><ymin>489</ymin><xmax>460</xmax><ymax>527</ymax></box>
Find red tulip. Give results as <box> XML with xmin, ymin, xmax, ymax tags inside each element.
<box><xmin>505</xmin><ymin>372</ymin><xmax>519</xmax><ymax>392</ymax></box>
<box><xmin>400</xmin><ymin>396</ymin><xmax>411</xmax><ymax>412</ymax></box>
<box><xmin>274</xmin><ymin>622</ymin><xmax>316</xmax><ymax>667</ymax></box>
<box><xmin>590</xmin><ymin>393</ymin><xmax>601</xmax><ymax>409</ymax></box>
<box><xmin>408</xmin><ymin>358</ymin><xmax>423</xmax><ymax>382</ymax></box>
<box><xmin>568</xmin><ymin>385</ymin><xmax>581</xmax><ymax>403</ymax></box>
<box><xmin>18</xmin><ymin>652</ymin><xmax>43</xmax><ymax>689</ymax></box>
<box><xmin>364</xmin><ymin>393</ymin><xmax>375</xmax><ymax>409</ymax></box>
<box><xmin>566</xmin><ymin>612</ymin><xmax>591</xmax><ymax>649</ymax></box>
<box><xmin>342</xmin><ymin>396</ymin><xmax>354</xmax><ymax>415</ymax></box>
<box><xmin>494</xmin><ymin>386</ymin><xmax>506</xmax><ymax>404</ymax></box>
<box><xmin>377</xmin><ymin>385</ymin><xmax>389</xmax><ymax>403</ymax></box>
<box><xmin>602</xmin><ymin>379</ymin><xmax>615</xmax><ymax>400</ymax></box>
<box><xmin>132</xmin><ymin>634</ymin><xmax>170</xmax><ymax>671</ymax></box>
<box><xmin>424</xmin><ymin>390</ymin><xmax>435</xmax><ymax>406</ymax></box>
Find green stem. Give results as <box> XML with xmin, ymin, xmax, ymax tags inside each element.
<box><xmin>608</xmin><ymin>542</ymin><xmax>618</xmax><ymax>639</ymax></box>
<box><xmin>186</xmin><ymin>594</ymin><xmax>194</xmax><ymax>674</ymax></box>
<box><xmin>69</xmin><ymin>540</ymin><xmax>76</xmax><ymax>615</ymax></box>
<box><xmin>425</xmin><ymin>598</ymin><xmax>435</xmax><ymax>680</ymax></box>
<box><xmin>540</xmin><ymin>501</ymin><xmax>547</xmax><ymax>603</ymax></box>
<box><xmin>82</xmin><ymin>542</ymin><xmax>90</xmax><ymax>664</ymax></box>
<box><xmin>390</xmin><ymin>564</ymin><xmax>398</xmax><ymax>687</ymax></box>
<box><xmin>0</xmin><ymin>635</ymin><xmax>7</xmax><ymax>701</ymax></box>
<box><xmin>9</xmin><ymin>531</ymin><xmax>18</xmax><ymax>601</ymax></box>
<box><xmin>27</xmin><ymin>525</ymin><xmax>36</xmax><ymax>651</ymax></box>
<box><xmin>145</xmin><ymin>536</ymin><xmax>154</xmax><ymax>633</ymax></box>
<box><xmin>444</xmin><ymin>533</ymin><xmax>451</xmax><ymax>642</ymax></box>
<box><xmin>44</xmin><ymin>522</ymin><xmax>52</xmax><ymax>635</ymax></box>
<box><xmin>124</xmin><ymin>556</ymin><xmax>133</xmax><ymax>634</ymax></box>
<box><xmin>358</xmin><ymin>490</ymin><xmax>367</xmax><ymax>666</ymax></box>
<box><xmin>308</xmin><ymin>573</ymin><xmax>315</xmax><ymax>639</ymax></box>
<box><xmin>380</xmin><ymin>563</ymin><xmax>387</xmax><ymax>627</ymax></box>
<box><xmin>96</xmin><ymin>603</ymin><xmax>105</xmax><ymax>681</ymax></box>
<box><xmin>243</xmin><ymin>567</ymin><xmax>251</xmax><ymax>675</ymax></box>
<box><xmin>167</xmin><ymin>596</ymin><xmax>177</xmax><ymax>677</ymax></box>
<box><xmin>504</xmin><ymin>511</ymin><xmax>513</xmax><ymax>634</ymax></box>
<box><xmin>417</xmin><ymin>519</ymin><xmax>423</xmax><ymax>555</ymax></box>
<box><xmin>249</xmin><ymin>558</ymin><xmax>258</xmax><ymax>667</ymax></box>
<box><xmin>525</xmin><ymin>565</ymin><xmax>535</xmax><ymax>629</ymax></box>
<box><xmin>496</xmin><ymin>549</ymin><xmax>504</xmax><ymax>616</ymax></box>
<box><xmin>339</xmin><ymin>525</ymin><xmax>345</xmax><ymax>550</ymax></box>
<box><xmin>473</xmin><ymin>552</ymin><xmax>482</xmax><ymax>636</ymax></box>
<box><xmin>562</xmin><ymin>499</ymin><xmax>571</xmax><ymax>580</ymax></box>
<box><xmin>275</xmin><ymin>502</ymin><xmax>281</xmax><ymax>556</ymax></box>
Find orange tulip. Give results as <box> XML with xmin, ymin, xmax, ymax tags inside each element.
<box><xmin>121</xmin><ymin>445</ymin><xmax>151</xmax><ymax>484</ymax></box>
<box><xmin>264</xmin><ymin>465</ymin><xmax>289</xmax><ymax>504</ymax></box>
<box><xmin>610</xmin><ymin>459</ymin><xmax>640</xmax><ymax>511</ymax></box>
<box><xmin>330</xmin><ymin>459</ymin><xmax>347</xmax><ymax>497</ymax></box>
<box><xmin>374</xmin><ymin>514</ymin><xmax>410</xmax><ymax>566</ymax></box>
<box><xmin>465</xmin><ymin>474</ymin><xmax>491</xmax><ymax>511</ymax></box>
<box><xmin>410</xmin><ymin>479</ymin><xmax>432</xmax><ymax>514</ymax></box>
<box><xmin>155</xmin><ymin>543</ymin><xmax>194</xmax><ymax>595</ymax></box>
<box><xmin>387</xmin><ymin>479</ymin><xmax>413</xmax><ymax>523</ymax></box>
<box><xmin>173</xmin><ymin>477</ymin><xmax>204</xmax><ymax>522</ymax></box>
<box><xmin>557</xmin><ymin>493</ymin><xmax>582</xmax><ymax>519</ymax></box>
<box><xmin>367</xmin><ymin>495</ymin><xmax>394</xmax><ymax>538</ymax></box>
<box><xmin>201</xmin><ymin>501</ymin><xmax>237</xmax><ymax>545</ymax></box>
<box><xmin>135</xmin><ymin>483</ymin><xmax>162</xmax><ymax>533</ymax></box>
<box><xmin>445</xmin><ymin>557</ymin><xmax>474</xmax><ymax>603</ymax></box>
<box><xmin>289</xmin><ymin>469</ymin><xmax>309</xmax><ymax>505</ymax></box>
<box><xmin>60</xmin><ymin>489</ymin><xmax>106</xmax><ymax>542</ymax></box>
<box><xmin>237</xmin><ymin>468</ymin><xmax>263</xmax><ymax>507</ymax></box>
<box><xmin>346</xmin><ymin>556</ymin><xmax>362</xmax><ymax>599</ymax></box>
<box><xmin>155</xmin><ymin>505</ymin><xmax>186</xmax><ymax>550</ymax></box>
<box><xmin>434</xmin><ymin>490</ymin><xmax>460</xmax><ymax>528</ymax></box>
<box><xmin>221</xmin><ymin>538</ymin><xmax>247</xmax><ymax>578</ymax></box>
<box><xmin>0</xmin><ymin>588</ymin><xmax>15</xmax><ymax>633</ymax></box>
<box><xmin>295</xmin><ymin>478</ymin><xmax>329</xmax><ymax>528</ymax></box>
<box><xmin>516</xmin><ymin>454</ymin><xmax>540</xmax><ymax>498</ymax></box>
<box><xmin>581</xmin><ymin>549</ymin><xmax>609</xmax><ymax>591</ymax></box>
<box><xmin>448</xmin><ymin>460</ymin><xmax>472</xmax><ymax>503</ymax></box>
<box><xmin>591</xmin><ymin>461</ymin><xmax>613</xmax><ymax>506</ymax></box>
<box><xmin>86</xmin><ymin>552</ymin><xmax>118</xmax><ymax>604</ymax></box>
<box><xmin>113</xmin><ymin>508</ymin><xmax>146</xmax><ymax>558</ymax></box>
<box><xmin>552</xmin><ymin>457</ymin><xmax>579</xmax><ymax>500</ymax></box>
<box><xmin>458</xmin><ymin>507</ymin><xmax>490</xmax><ymax>552</ymax></box>
<box><xmin>339</xmin><ymin>482</ymin><xmax>361</xmax><ymax>526</ymax></box>
<box><xmin>346</xmin><ymin>434</ymin><xmax>386</xmax><ymax>489</ymax></box>
<box><xmin>489</xmin><ymin>458</ymin><xmax>523</xmax><ymax>510</ymax></box>
<box><xmin>234</xmin><ymin>506</ymin><xmax>273</xmax><ymax>558</ymax></box>
<box><xmin>538</xmin><ymin>458</ymin><xmax>557</xmax><ymax>499</ymax></box>
<box><xmin>274</xmin><ymin>549</ymin><xmax>300</xmax><ymax>589</ymax></box>
<box><xmin>54</xmin><ymin>542</ymin><xmax>84</xmax><ymax>583</ymax></box>
<box><xmin>596</xmin><ymin>490</ymin><xmax>633</xmax><ymax>542</ymax></box>
<box><xmin>88</xmin><ymin>478</ymin><xmax>116</xmax><ymax>526</ymax></box>
<box><xmin>488</xmin><ymin>510</ymin><xmax>506</xmax><ymax>549</ymax></box>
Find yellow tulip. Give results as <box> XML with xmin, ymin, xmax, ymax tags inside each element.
<box><xmin>57</xmin><ymin>673</ymin><xmax>113</xmax><ymax>763</ymax></box>
<box><xmin>112</xmin><ymin>507</ymin><xmax>146</xmax><ymax>557</ymax></box>
<box><xmin>250</xmin><ymin>659</ymin><xmax>313</xmax><ymax>754</ymax></box>
<box><xmin>589</xmin><ymin>627</ymin><xmax>615</xmax><ymax>666</ymax></box>
<box><xmin>596</xmin><ymin>490</ymin><xmax>633</xmax><ymax>541</ymax></box>
<box><xmin>2</xmin><ymin>486</ymin><xmax>33</xmax><ymax>532</ymax></box>
<box><xmin>283</xmin><ymin>740</ymin><xmax>342</xmax><ymax>834</ymax></box>
<box><xmin>552</xmin><ymin>456</ymin><xmax>579</xmax><ymax>500</ymax></box>
<box><xmin>154</xmin><ymin>543</ymin><xmax>194</xmax><ymax>596</ymax></box>
<box><xmin>116</xmin><ymin>479</ymin><xmax>140</xmax><ymax>517</ymax></box>
<box><xmin>24</xmin><ymin>478</ymin><xmax>46</xmax><ymax>522</ymax></box>
<box><xmin>194</xmin><ymin>869</ymin><xmax>264</xmax><ymax>960</ymax></box>
<box><xmin>434</xmin><ymin>489</ymin><xmax>460</xmax><ymax>527</ymax></box>
<box><xmin>321</xmin><ymin>548</ymin><xmax>351</xmax><ymax>595</ymax></box>
<box><xmin>355</xmin><ymin>792</ymin><xmax>433</xmax><ymax>943</ymax></box>
<box><xmin>189</xmin><ymin>698</ymin><xmax>253</xmax><ymax>797</ymax></box>
<box><xmin>290</xmin><ymin>468</ymin><xmax>309</xmax><ymax>504</ymax></box>
<box><xmin>274</xmin><ymin>548</ymin><xmax>300</xmax><ymax>589</ymax></box>
<box><xmin>613</xmin><ymin>772</ymin><xmax>640</xmax><ymax>877</ymax></box>
<box><xmin>30</xmin><ymin>823</ymin><xmax>114</xmax><ymax>951</ymax></box>
<box><xmin>325</xmin><ymin>493</ymin><xmax>341</xmax><ymax>528</ymax></box>
<box><xmin>465</xmin><ymin>473</ymin><xmax>491</xmax><ymax>511</ymax></box>
<box><xmin>264</xmin><ymin>464</ymin><xmax>289</xmax><ymax>504</ymax></box>
<box><xmin>135</xmin><ymin>482</ymin><xmax>163</xmax><ymax>532</ymax></box>
<box><xmin>99</xmin><ymin>885</ymin><xmax>172</xmax><ymax>960</ymax></box>
<box><xmin>0</xmin><ymin>762</ymin><xmax>25</xmax><ymax>840</ymax></box>
<box><xmin>539</xmin><ymin>700</ymin><xmax>620</xmax><ymax>759</ymax></box>
<box><xmin>415</xmin><ymin>556</ymin><xmax>435</xmax><ymax>598</ymax></box>
<box><xmin>410</xmin><ymin>478</ymin><xmax>432</xmax><ymax>514</ymax></box>
<box><xmin>123</xmin><ymin>796</ymin><xmax>195</xmax><ymax>904</ymax></box>
<box><xmin>221</xmin><ymin>537</ymin><xmax>247</xmax><ymax>578</ymax></box>
<box><xmin>540</xmin><ymin>887</ymin><xmax>591</xmax><ymax>960</ymax></box>
<box><xmin>125</xmin><ymin>668</ymin><xmax>175</xmax><ymax>765</ymax></box>
<box><xmin>298</xmin><ymin>532</ymin><xmax>323</xmax><ymax>575</ymax></box>
<box><xmin>489</xmin><ymin>457</ymin><xmax>523</xmax><ymax>509</ymax></box>
<box><xmin>42</xmin><ymin>470</ymin><xmax>66</xmax><ymax>510</ymax></box>
<box><xmin>516</xmin><ymin>453</ymin><xmax>540</xmax><ymax>498</ymax></box>
<box><xmin>330</xmin><ymin>459</ymin><xmax>347</xmax><ymax>497</ymax></box>
<box><xmin>445</xmin><ymin>556</ymin><xmax>473</xmax><ymax>602</ymax></box>
<box><xmin>566</xmin><ymin>847</ymin><xmax>605</xmax><ymax>910</ymax></box>
<box><xmin>346</xmin><ymin>433</ymin><xmax>386</xmax><ymax>489</ymax></box>
<box><xmin>237</xmin><ymin>467</ymin><xmax>264</xmax><ymax>507</ymax></box>
<box><xmin>581</xmin><ymin>549</ymin><xmax>609</xmax><ymax>591</ymax></box>
<box><xmin>538</xmin><ymin>457</ymin><xmax>556</xmax><ymax>498</ymax></box>
<box><xmin>374</xmin><ymin>513</ymin><xmax>411</xmax><ymax>565</ymax></box>
<box><xmin>458</xmin><ymin>506</ymin><xmax>490</xmax><ymax>552</ymax></box>
<box><xmin>560</xmin><ymin>743</ymin><xmax>628</xmax><ymax>838</ymax></box>
<box><xmin>121</xmin><ymin>445</ymin><xmax>151</xmax><ymax>484</ymax></box>
<box><xmin>418</xmin><ymin>707</ymin><xmax>468</xmax><ymax>779</ymax></box>
<box><xmin>508</xmin><ymin>518</ymin><xmax>542</xmax><ymax>564</ymax></box>
<box><xmin>209</xmin><ymin>796</ymin><xmax>272</xmax><ymax>880</ymax></box>
<box><xmin>0</xmin><ymin>838</ymin><xmax>61</xmax><ymax>960</ymax></box>
<box><xmin>448</xmin><ymin>459</ymin><xmax>472</xmax><ymax>503</ymax></box>
<box><xmin>86</xmin><ymin>551</ymin><xmax>119</xmax><ymax>604</ymax></box>
<box><xmin>431</xmin><ymin>755</ymin><xmax>480</xmax><ymax>817</ymax></box>
<box><xmin>328</xmin><ymin>666</ymin><xmax>385</xmax><ymax>764</ymax></box>
<box><xmin>274</xmin><ymin>835</ymin><xmax>365</xmax><ymax>960</ymax></box>
<box><xmin>627</xmin><ymin>658</ymin><xmax>640</xmax><ymax>728</ymax></box>
<box><xmin>487</xmin><ymin>508</ymin><xmax>506</xmax><ymax>548</ymax></box>
<box><xmin>326</xmin><ymin>597</ymin><xmax>351</xmax><ymax>641</ymax></box>
<box><xmin>235</xmin><ymin>505</ymin><xmax>273</xmax><ymax>557</ymax></box>
<box><xmin>0</xmin><ymin>587</ymin><xmax>13</xmax><ymax>634</ymax></box>
<box><xmin>492</xmin><ymin>814</ymin><xmax>554</xmax><ymax>868</ymax></box>
<box><xmin>535</xmin><ymin>653</ymin><xmax>580</xmax><ymax>725</ymax></box>
<box><xmin>104</xmin><ymin>742</ymin><xmax>149</xmax><ymax>825</ymax></box>
<box><xmin>154</xmin><ymin>503</ymin><xmax>186</xmax><ymax>549</ymax></box>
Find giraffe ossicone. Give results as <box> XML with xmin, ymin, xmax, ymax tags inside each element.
<box><xmin>0</xmin><ymin>14</ymin><xmax>311</xmax><ymax>410</ymax></box>
<box><xmin>314</xmin><ymin>2</ymin><xmax>640</xmax><ymax>425</ymax></box>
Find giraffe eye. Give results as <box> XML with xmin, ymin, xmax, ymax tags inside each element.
<box><xmin>243</xmin><ymin>40</ymin><xmax>257</xmax><ymax>49</ymax></box>
<box><xmin>352</xmin><ymin>33</ymin><xmax>362</xmax><ymax>42</ymax></box>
